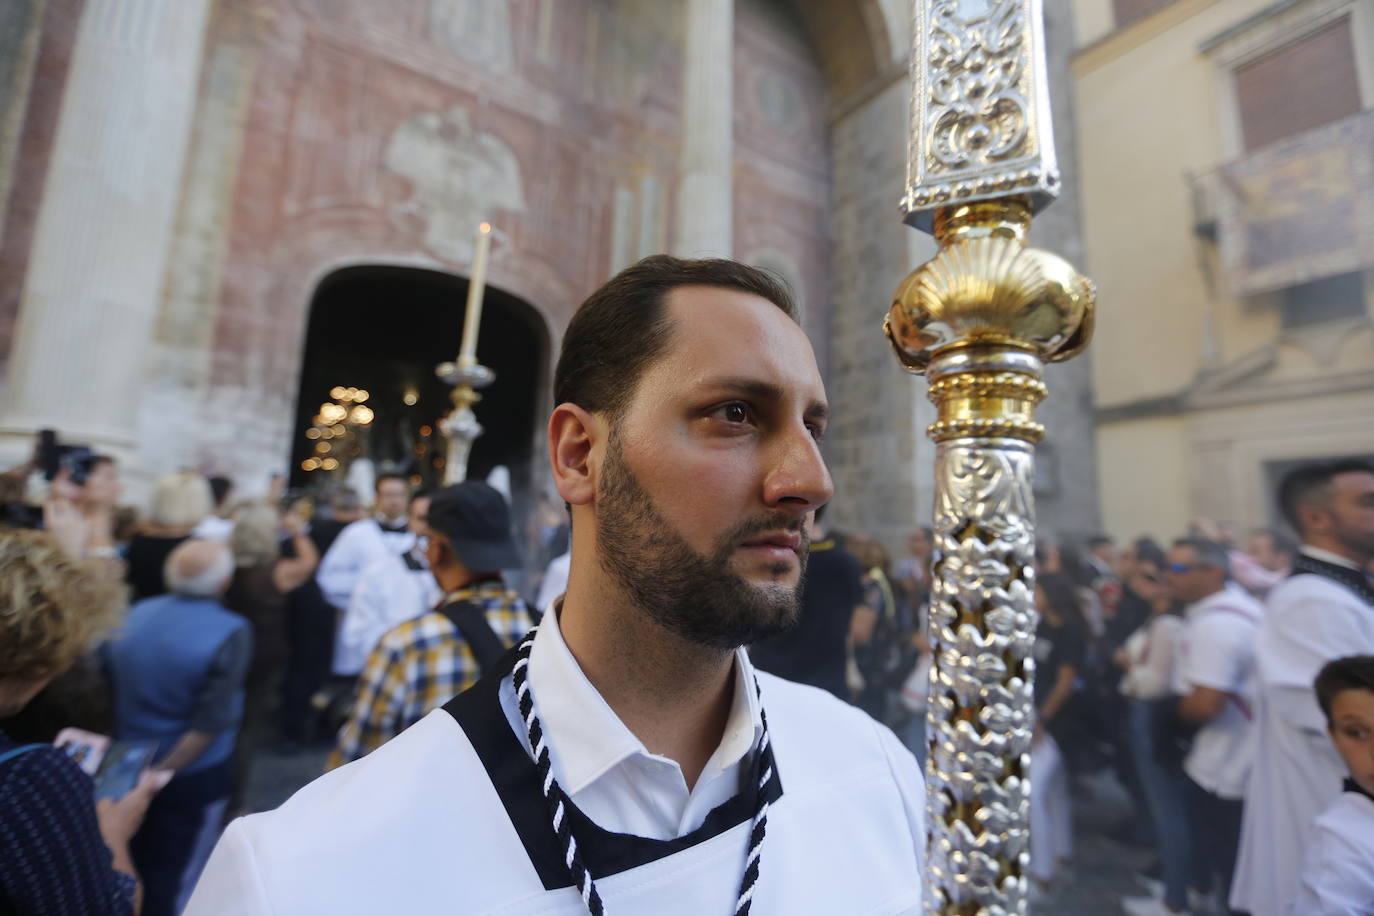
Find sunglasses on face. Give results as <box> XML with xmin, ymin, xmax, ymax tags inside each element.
<box><xmin>1167</xmin><ymin>562</ymin><xmax>1200</xmax><ymax>574</ymax></box>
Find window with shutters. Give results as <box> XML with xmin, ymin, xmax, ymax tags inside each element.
<box><xmin>1234</xmin><ymin>17</ymin><xmax>1361</xmax><ymax>152</ymax></box>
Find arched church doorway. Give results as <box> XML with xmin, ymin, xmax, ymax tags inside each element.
<box><xmin>290</xmin><ymin>265</ymin><xmax>548</xmax><ymax>561</ymax></box>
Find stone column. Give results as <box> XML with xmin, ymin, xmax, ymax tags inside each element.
<box><xmin>1</xmin><ymin>0</ymin><xmax>212</xmax><ymax>457</ymax></box>
<box><xmin>672</xmin><ymin>0</ymin><xmax>733</xmax><ymax>258</ymax></box>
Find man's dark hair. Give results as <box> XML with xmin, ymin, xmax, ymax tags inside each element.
<box><xmin>1173</xmin><ymin>536</ymin><xmax>1230</xmax><ymax>578</ymax></box>
<box><xmin>554</xmin><ymin>255</ymin><xmax>798</xmax><ymax>418</ymax></box>
<box><xmin>375</xmin><ymin>472</ymin><xmax>409</xmax><ymax>492</ymax></box>
<box><xmin>1133</xmin><ymin>536</ymin><xmax>1166</xmax><ymax>567</ymax></box>
<box><xmin>1278</xmin><ymin>459</ymin><xmax>1374</xmax><ymax>533</ymax></box>
<box><xmin>207</xmin><ymin>475</ymin><xmax>232</xmax><ymax>507</ymax></box>
<box><xmin>1087</xmin><ymin>534</ymin><xmax>1114</xmax><ymax>550</ymax></box>
<box><xmin>410</xmin><ymin>487</ymin><xmax>432</xmax><ymax>504</ymax></box>
<box><xmin>1315</xmin><ymin>654</ymin><xmax>1374</xmax><ymax>726</ymax></box>
<box><xmin>1250</xmin><ymin>526</ymin><xmax>1298</xmax><ymax>560</ymax></box>
<box><xmin>89</xmin><ymin>454</ymin><xmax>116</xmax><ymax>472</ymax></box>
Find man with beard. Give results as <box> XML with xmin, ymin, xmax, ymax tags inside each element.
<box><xmin>1231</xmin><ymin>460</ymin><xmax>1374</xmax><ymax>916</ymax></box>
<box><xmin>187</xmin><ymin>256</ymin><xmax>925</xmax><ymax>915</ymax></box>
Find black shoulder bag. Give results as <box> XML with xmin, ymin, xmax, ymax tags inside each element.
<box><xmin>436</xmin><ymin>598</ymin><xmax>510</xmax><ymax>675</ymax></box>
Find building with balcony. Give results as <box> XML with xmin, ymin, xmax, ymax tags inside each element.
<box><xmin>1071</xmin><ymin>0</ymin><xmax>1374</xmax><ymax>539</ymax></box>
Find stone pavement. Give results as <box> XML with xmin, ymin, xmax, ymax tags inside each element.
<box><xmin>1031</xmin><ymin>771</ymin><xmax>1157</xmax><ymax>914</ymax></box>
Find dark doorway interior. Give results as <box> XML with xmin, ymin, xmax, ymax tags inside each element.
<box><xmin>291</xmin><ymin>265</ymin><xmax>547</xmax><ymax>534</ymax></box>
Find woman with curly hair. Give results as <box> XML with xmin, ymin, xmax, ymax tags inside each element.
<box><xmin>0</xmin><ymin>527</ymin><xmax>169</xmax><ymax>914</ymax></box>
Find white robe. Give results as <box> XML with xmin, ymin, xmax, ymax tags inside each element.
<box><xmin>315</xmin><ymin>518</ymin><xmax>415</xmax><ymax>612</ymax></box>
<box><xmin>1288</xmin><ymin>789</ymin><xmax>1374</xmax><ymax>915</ymax></box>
<box><xmin>184</xmin><ymin>661</ymin><xmax>926</xmax><ymax>914</ymax></box>
<box><xmin>333</xmin><ymin>551</ymin><xmax>441</xmax><ymax>677</ymax></box>
<box><xmin>1231</xmin><ymin>571</ymin><xmax>1374</xmax><ymax>915</ymax></box>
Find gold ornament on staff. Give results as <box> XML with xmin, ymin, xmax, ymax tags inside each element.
<box><xmin>888</xmin><ymin>2</ymin><xmax>1094</xmax><ymax>913</ymax></box>
<box><xmin>437</xmin><ymin>221</ymin><xmax>496</xmax><ymax>484</ymax></box>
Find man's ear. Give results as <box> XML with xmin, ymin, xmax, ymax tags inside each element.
<box><xmin>549</xmin><ymin>403</ymin><xmax>601</xmax><ymax>508</ymax></box>
<box><xmin>426</xmin><ymin>533</ymin><xmax>447</xmax><ymax>569</ymax></box>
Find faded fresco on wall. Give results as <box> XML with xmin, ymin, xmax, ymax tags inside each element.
<box><xmin>128</xmin><ymin>0</ymin><xmax>831</xmax><ymax>490</ymax></box>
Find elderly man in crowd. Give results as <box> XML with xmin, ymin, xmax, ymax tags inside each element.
<box><xmin>105</xmin><ymin>539</ymin><xmax>252</xmax><ymax>916</ymax></box>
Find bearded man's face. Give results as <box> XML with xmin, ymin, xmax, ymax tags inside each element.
<box><xmin>596</xmin><ymin>433</ymin><xmax>808</xmax><ymax>648</ymax></box>
<box><xmin>589</xmin><ymin>285</ymin><xmax>833</xmax><ymax>647</ymax></box>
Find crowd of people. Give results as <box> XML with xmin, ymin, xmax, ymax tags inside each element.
<box><xmin>0</xmin><ymin>441</ymin><xmax>522</xmax><ymax>905</ymax></box>
<box><xmin>743</xmin><ymin>459</ymin><xmax>1374</xmax><ymax>915</ymax></box>
<box><xmin>2</xmin><ymin>440</ymin><xmax>1373</xmax><ymax>915</ymax></box>
<box><xmin>0</xmin><ymin>264</ymin><xmax>1370</xmax><ymax>914</ymax></box>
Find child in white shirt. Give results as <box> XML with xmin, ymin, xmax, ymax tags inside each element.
<box><xmin>1289</xmin><ymin>655</ymin><xmax>1374</xmax><ymax>915</ymax></box>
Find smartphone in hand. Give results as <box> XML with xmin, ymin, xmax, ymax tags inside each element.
<box><xmin>92</xmin><ymin>741</ymin><xmax>160</xmax><ymax>801</ymax></box>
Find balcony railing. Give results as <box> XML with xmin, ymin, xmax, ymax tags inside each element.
<box><xmin>1189</xmin><ymin>109</ymin><xmax>1374</xmax><ymax>299</ymax></box>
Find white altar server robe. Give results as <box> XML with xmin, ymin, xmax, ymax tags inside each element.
<box><xmin>315</xmin><ymin>517</ymin><xmax>414</xmax><ymax>612</ymax></box>
<box><xmin>333</xmin><ymin>551</ymin><xmax>441</xmax><ymax>677</ymax></box>
<box><xmin>1231</xmin><ymin>558</ymin><xmax>1374</xmax><ymax>915</ymax></box>
<box><xmin>185</xmin><ymin>613</ymin><xmax>926</xmax><ymax>915</ymax></box>
<box><xmin>1288</xmin><ymin>788</ymin><xmax>1374</xmax><ymax>915</ymax></box>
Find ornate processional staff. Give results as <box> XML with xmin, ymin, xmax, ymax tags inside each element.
<box><xmin>438</xmin><ymin>222</ymin><xmax>497</xmax><ymax>484</ymax></box>
<box><xmin>886</xmin><ymin>2</ymin><xmax>1095</xmax><ymax>913</ymax></box>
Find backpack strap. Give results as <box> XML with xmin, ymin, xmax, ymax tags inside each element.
<box><xmin>436</xmin><ymin>598</ymin><xmax>509</xmax><ymax>675</ymax></box>
<box><xmin>0</xmin><ymin>744</ymin><xmax>47</xmax><ymax>767</ymax></box>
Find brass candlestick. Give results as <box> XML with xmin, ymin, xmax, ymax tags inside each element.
<box><xmin>892</xmin><ymin>3</ymin><xmax>1095</xmax><ymax>913</ymax></box>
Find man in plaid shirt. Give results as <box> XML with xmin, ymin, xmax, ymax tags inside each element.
<box><xmin>328</xmin><ymin>481</ymin><xmax>535</xmax><ymax>768</ymax></box>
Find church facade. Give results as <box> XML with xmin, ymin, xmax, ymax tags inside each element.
<box><xmin>0</xmin><ymin>0</ymin><xmax>1102</xmax><ymax>555</ymax></box>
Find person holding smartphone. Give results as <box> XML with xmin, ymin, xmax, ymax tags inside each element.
<box><xmin>0</xmin><ymin>528</ymin><xmax>170</xmax><ymax>914</ymax></box>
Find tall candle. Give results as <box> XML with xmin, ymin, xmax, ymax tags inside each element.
<box><xmin>458</xmin><ymin>222</ymin><xmax>493</xmax><ymax>363</ymax></box>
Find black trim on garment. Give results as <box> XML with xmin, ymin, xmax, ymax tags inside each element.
<box><xmin>1344</xmin><ymin>777</ymin><xmax>1374</xmax><ymax>804</ymax></box>
<box><xmin>442</xmin><ymin>645</ymin><xmax>783</xmax><ymax>891</ymax></box>
<box><xmin>1291</xmin><ymin>552</ymin><xmax>1374</xmax><ymax>607</ymax></box>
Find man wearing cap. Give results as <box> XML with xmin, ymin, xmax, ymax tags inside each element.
<box><xmin>189</xmin><ymin>256</ymin><xmax>923</xmax><ymax>915</ymax></box>
<box><xmin>326</xmin><ymin>480</ymin><xmax>534</xmax><ymax>768</ymax></box>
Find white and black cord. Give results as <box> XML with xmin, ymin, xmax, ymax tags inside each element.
<box><xmin>511</xmin><ymin>627</ymin><xmax>774</xmax><ymax>915</ymax></box>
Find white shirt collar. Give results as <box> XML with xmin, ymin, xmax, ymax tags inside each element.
<box><xmin>526</xmin><ymin>604</ymin><xmax>763</xmax><ymax>798</ymax></box>
<box><xmin>1300</xmin><ymin>545</ymin><xmax>1362</xmax><ymax>571</ymax></box>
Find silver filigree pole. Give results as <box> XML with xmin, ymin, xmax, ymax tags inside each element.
<box><xmin>885</xmin><ymin>2</ymin><xmax>1095</xmax><ymax>913</ymax></box>
<box><xmin>436</xmin><ymin>359</ymin><xmax>495</xmax><ymax>484</ymax></box>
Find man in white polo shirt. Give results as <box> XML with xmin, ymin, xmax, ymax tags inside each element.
<box><xmin>186</xmin><ymin>256</ymin><xmax>925</xmax><ymax>914</ymax></box>
<box><xmin>1164</xmin><ymin>537</ymin><xmax>1261</xmax><ymax>915</ymax></box>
